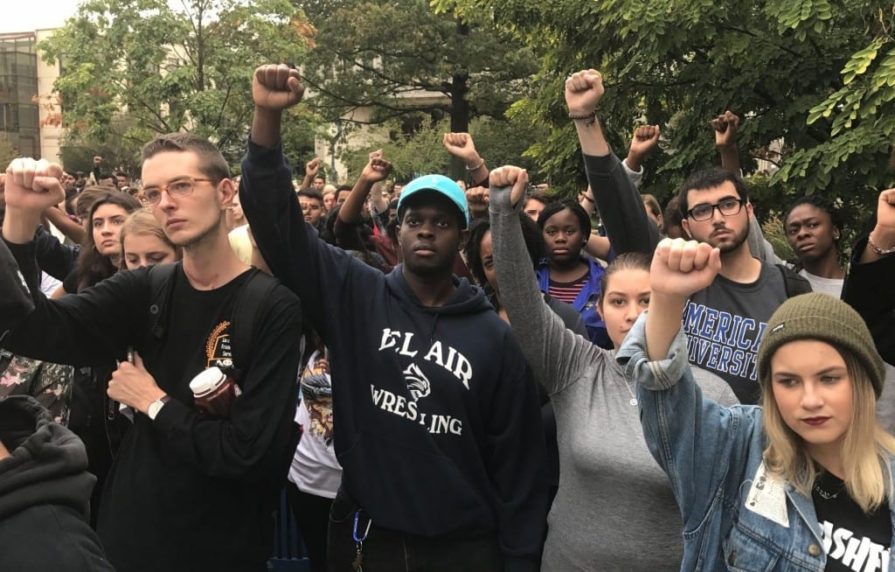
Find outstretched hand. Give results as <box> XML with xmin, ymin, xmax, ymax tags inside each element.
<box><xmin>710</xmin><ymin>111</ymin><xmax>740</xmax><ymax>148</ymax></box>
<box><xmin>489</xmin><ymin>166</ymin><xmax>529</xmax><ymax>208</ymax></box>
<box><xmin>564</xmin><ymin>69</ymin><xmax>604</xmax><ymax>115</ymax></box>
<box><xmin>650</xmin><ymin>238</ymin><xmax>721</xmax><ymax>299</ymax></box>
<box><xmin>252</xmin><ymin>64</ymin><xmax>305</xmax><ymax>111</ymax></box>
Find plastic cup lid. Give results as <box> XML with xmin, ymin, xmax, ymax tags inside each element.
<box><xmin>189</xmin><ymin>367</ymin><xmax>226</xmax><ymax>395</ymax></box>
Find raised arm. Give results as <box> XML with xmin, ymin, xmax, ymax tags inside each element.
<box><xmin>712</xmin><ymin>110</ymin><xmax>741</xmax><ymax>174</ymax></box>
<box><xmin>566</xmin><ymin>70</ymin><xmax>660</xmax><ymax>255</ymax></box>
<box><xmin>624</xmin><ymin>124</ymin><xmax>661</xmax><ymax>187</ymax></box>
<box><xmin>443</xmin><ymin>132</ymin><xmax>489</xmax><ymax>188</ymax></box>
<box><xmin>842</xmin><ymin>189</ymin><xmax>895</xmax><ymax>364</ymax></box>
<box><xmin>241</xmin><ymin>64</ymin><xmax>383</xmax><ymax>342</ymax></box>
<box><xmin>337</xmin><ymin>150</ymin><xmax>392</xmax><ymax>225</ymax></box>
<box><xmin>617</xmin><ymin>238</ymin><xmax>755</xmax><ymax>531</ymax></box>
<box><xmin>43</xmin><ymin>204</ymin><xmax>86</xmax><ymax>245</ymax></box>
<box><xmin>301</xmin><ymin>157</ymin><xmax>321</xmax><ymax>191</ymax></box>
<box><xmin>489</xmin><ymin>166</ymin><xmax>602</xmax><ymax>394</ymax></box>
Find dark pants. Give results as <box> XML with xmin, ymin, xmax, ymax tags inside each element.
<box><xmin>286</xmin><ymin>484</ymin><xmax>333</xmax><ymax>572</ymax></box>
<box><xmin>326</xmin><ymin>488</ymin><xmax>502</xmax><ymax>572</ymax></box>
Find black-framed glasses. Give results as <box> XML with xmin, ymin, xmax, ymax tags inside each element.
<box><xmin>687</xmin><ymin>197</ymin><xmax>745</xmax><ymax>221</ymax></box>
<box><xmin>142</xmin><ymin>177</ymin><xmax>216</xmax><ymax>205</ymax></box>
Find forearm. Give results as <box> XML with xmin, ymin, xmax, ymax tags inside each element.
<box><xmin>2</xmin><ymin>207</ymin><xmax>42</xmax><ymax>244</ymax></box>
<box><xmin>583</xmin><ymin>153</ymin><xmax>659</xmax><ymax>255</ymax></box>
<box><xmin>339</xmin><ymin>177</ymin><xmax>374</xmax><ymax>224</ymax></box>
<box><xmin>250</xmin><ymin>107</ymin><xmax>283</xmax><ymax>149</ymax></box>
<box><xmin>718</xmin><ymin>144</ymin><xmax>740</xmax><ymax>174</ymax></box>
<box><xmin>859</xmin><ymin>226</ymin><xmax>895</xmax><ymax>264</ymax></box>
<box><xmin>645</xmin><ymin>292</ymin><xmax>688</xmax><ymax>361</ymax></box>
<box><xmin>574</xmin><ymin>118</ymin><xmax>611</xmax><ymax>157</ymax></box>
<box><xmin>584</xmin><ymin>234</ymin><xmax>611</xmax><ymax>260</ymax></box>
<box><xmin>43</xmin><ymin>207</ymin><xmax>86</xmax><ymax>244</ymax></box>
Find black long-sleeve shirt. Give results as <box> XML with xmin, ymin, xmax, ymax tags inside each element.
<box><xmin>0</xmin><ymin>238</ymin><xmax>302</xmax><ymax>572</ymax></box>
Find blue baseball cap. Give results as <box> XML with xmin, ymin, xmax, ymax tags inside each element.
<box><xmin>397</xmin><ymin>174</ymin><xmax>470</xmax><ymax>229</ymax></box>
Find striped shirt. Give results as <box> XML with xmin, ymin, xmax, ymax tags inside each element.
<box><xmin>547</xmin><ymin>271</ymin><xmax>589</xmax><ymax>304</ymax></box>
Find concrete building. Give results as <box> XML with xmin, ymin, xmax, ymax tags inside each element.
<box><xmin>0</xmin><ymin>29</ymin><xmax>63</xmax><ymax>162</ymax></box>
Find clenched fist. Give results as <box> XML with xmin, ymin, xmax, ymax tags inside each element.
<box><xmin>489</xmin><ymin>166</ymin><xmax>529</xmax><ymax>208</ymax></box>
<box><xmin>443</xmin><ymin>133</ymin><xmax>482</xmax><ymax>168</ymax></box>
<box><xmin>4</xmin><ymin>158</ymin><xmax>65</xmax><ymax>214</ymax></box>
<box><xmin>710</xmin><ymin>111</ymin><xmax>740</xmax><ymax>148</ymax></box>
<box><xmin>253</xmin><ymin>64</ymin><xmax>305</xmax><ymax>111</ymax></box>
<box><xmin>650</xmin><ymin>238</ymin><xmax>721</xmax><ymax>299</ymax></box>
<box><xmin>565</xmin><ymin>69</ymin><xmax>604</xmax><ymax>116</ymax></box>
<box><xmin>360</xmin><ymin>150</ymin><xmax>392</xmax><ymax>184</ymax></box>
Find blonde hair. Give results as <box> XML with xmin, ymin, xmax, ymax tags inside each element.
<box><xmin>762</xmin><ymin>350</ymin><xmax>895</xmax><ymax>513</ymax></box>
<box><xmin>119</xmin><ymin>210</ymin><xmax>181</xmax><ymax>262</ymax></box>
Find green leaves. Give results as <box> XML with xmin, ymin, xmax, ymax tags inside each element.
<box><xmin>40</xmin><ymin>0</ymin><xmax>314</xmax><ymax>168</ymax></box>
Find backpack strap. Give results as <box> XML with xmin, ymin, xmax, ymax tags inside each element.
<box><xmin>230</xmin><ymin>269</ymin><xmax>281</xmax><ymax>377</ymax></box>
<box><xmin>776</xmin><ymin>264</ymin><xmax>813</xmax><ymax>298</ymax></box>
<box><xmin>146</xmin><ymin>262</ymin><xmax>180</xmax><ymax>344</ymax></box>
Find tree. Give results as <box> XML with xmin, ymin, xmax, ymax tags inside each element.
<box><xmin>0</xmin><ymin>138</ymin><xmax>16</xmax><ymax>170</ymax></box>
<box><xmin>339</xmin><ymin>116</ymin><xmax>545</xmax><ymax>182</ymax></box>
<box><xmin>40</xmin><ymin>0</ymin><xmax>318</xmax><ymax>168</ymax></box>
<box><xmin>435</xmin><ymin>0</ymin><xmax>893</xmax><ymax>225</ymax></box>
<box><xmin>297</xmin><ymin>0</ymin><xmax>538</xmax><ymax>177</ymax></box>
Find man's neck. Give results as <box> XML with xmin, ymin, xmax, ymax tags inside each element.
<box><xmin>718</xmin><ymin>243</ymin><xmax>763</xmax><ymax>283</ymax></box>
<box><xmin>182</xmin><ymin>228</ymin><xmax>249</xmax><ymax>291</ymax></box>
<box><xmin>801</xmin><ymin>250</ymin><xmax>844</xmax><ymax>280</ymax></box>
<box><xmin>402</xmin><ymin>267</ymin><xmax>456</xmax><ymax>307</ymax></box>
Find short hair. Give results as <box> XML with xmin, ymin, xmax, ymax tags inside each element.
<box><xmin>784</xmin><ymin>194</ymin><xmax>843</xmax><ymax>237</ymax></box>
<box><xmin>141</xmin><ymin>133</ymin><xmax>230</xmax><ymax>181</ymax></box>
<box><xmin>313</xmin><ymin>174</ymin><xmax>326</xmax><ymax>182</ymax></box>
<box><xmin>525</xmin><ymin>190</ymin><xmax>550</xmax><ymax>206</ymax></box>
<box><xmin>297</xmin><ymin>189</ymin><xmax>324</xmax><ymax>201</ymax></box>
<box><xmin>664</xmin><ymin>195</ymin><xmax>684</xmax><ymax>231</ymax></box>
<box><xmin>642</xmin><ymin>194</ymin><xmax>661</xmax><ymax>219</ymax></box>
<box><xmin>114</xmin><ymin>170</ymin><xmax>129</xmax><ymax>179</ymax></box>
<box><xmin>336</xmin><ymin>184</ymin><xmax>352</xmax><ymax>195</ymax></box>
<box><xmin>464</xmin><ymin>214</ymin><xmax>544</xmax><ymax>290</ymax></box>
<box><xmin>678</xmin><ymin>168</ymin><xmax>749</xmax><ymax>219</ymax></box>
<box><xmin>537</xmin><ymin>199</ymin><xmax>592</xmax><ymax>235</ymax></box>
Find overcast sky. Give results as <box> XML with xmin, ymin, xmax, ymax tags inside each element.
<box><xmin>0</xmin><ymin>0</ymin><xmax>80</xmax><ymax>33</ymax></box>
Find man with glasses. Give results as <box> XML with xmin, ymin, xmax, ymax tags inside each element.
<box><xmin>675</xmin><ymin>168</ymin><xmax>810</xmax><ymax>403</ymax></box>
<box><xmin>563</xmin><ymin>68</ymin><xmax>809</xmax><ymax>405</ymax></box>
<box><xmin>0</xmin><ymin>133</ymin><xmax>303</xmax><ymax>571</ymax></box>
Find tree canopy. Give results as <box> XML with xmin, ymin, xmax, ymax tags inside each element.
<box><xmin>40</xmin><ymin>0</ymin><xmax>317</xmax><ymax>172</ymax></box>
<box><xmin>433</xmin><ymin>0</ymin><xmax>895</xmax><ymax>227</ymax></box>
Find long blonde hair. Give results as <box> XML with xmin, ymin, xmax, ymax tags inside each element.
<box><xmin>762</xmin><ymin>350</ymin><xmax>895</xmax><ymax>513</ymax></box>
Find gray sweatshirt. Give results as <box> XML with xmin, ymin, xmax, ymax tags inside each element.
<box><xmin>490</xmin><ymin>183</ymin><xmax>738</xmax><ymax>571</ymax></box>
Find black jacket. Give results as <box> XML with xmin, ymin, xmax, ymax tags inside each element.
<box><xmin>241</xmin><ymin>140</ymin><xmax>549</xmax><ymax>572</ymax></box>
<box><xmin>0</xmin><ymin>395</ymin><xmax>114</xmax><ymax>572</ymax></box>
<box><xmin>842</xmin><ymin>236</ymin><xmax>895</xmax><ymax>365</ymax></box>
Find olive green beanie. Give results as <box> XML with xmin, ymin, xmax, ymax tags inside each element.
<box><xmin>757</xmin><ymin>293</ymin><xmax>885</xmax><ymax>398</ymax></box>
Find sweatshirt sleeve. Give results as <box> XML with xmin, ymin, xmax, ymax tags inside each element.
<box><xmin>616</xmin><ymin>313</ymin><xmax>758</xmax><ymax>533</ymax></box>
<box><xmin>489</xmin><ymin>185</ymin><xmax>604</xmax><ymax>395</ymax></box>
<box><xmin>842</xmin><ymin>237</ymin><xmax>895</xmax><ymax>365</ymax></box>
<box><xmin>0</xmin><ymin>238</ymin><xmax>147</xmax><ymax>366</ymax></box>
<box><xmin>33</xmin><ymin>226</ymin><xmax>78</xmax><ymax>281</ymax></box>
<box><xmin>151</xmin><ymin>287</ymin><xmax>303</xmax><ymax>481</ymax></box>
<box><xmin>239</xmin><ymin>139</ymin><xmax>384</xmax><ymax>342</ymax></box>
<box><xmin>583</xmin><ymin>153</ymin><xmax>659</xmax><ymax>256</ymax></box>
<box><xmin>485</xmin><ymin>330</ymin><xmax>549</xmax><ymax>572</ymax></box>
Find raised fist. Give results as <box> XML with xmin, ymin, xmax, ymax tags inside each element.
<box><xmin>442</xmin><ymin>133</ymin><xmax>481</xmax><ymax>167</ymax></box>
<box><xmin>252</xmin><ymin>64</ymin><xmax>305</xmax><ymax>112</ymax></box>
<box><xmin>361</xmin><ymin>149</ymin><xmax>392</xmax><ymax>183</ymax></box>
<box><xmin>93</xmin><ymin>155</ymin><xmax>103</xmax><ymax>165</ymax></box>
<box><xmin>306</xmin><ymin>157</ymin><xmax>321</xmax><ymax>177</ymax></box>
<box><xmin>4</xmin><ymin>158</ymin><xmax>65</xmax><ymax>213</ymax></box>
<box><xmin>710</xmin><ymin>111</ymin><xmax>740</xmax><ymax>148</ymax></box>
<box><xmin>564</xmin><ymin>69</ymin><xmax>604</xmax><ymax>115</ymax></box>
<box><xmin>650</xmin><ymin>238</ymin><xmax>721</xmax><ymax>299</ymax></box>
<box><xmin>628</xmin><ymin>125</ymin><xmax>661</xmax><ymax>160</ymax></box>
<box><xmin>489</xmin><ymin>165</ymin><xmax>529</xmax><ymax>208</ymax></box>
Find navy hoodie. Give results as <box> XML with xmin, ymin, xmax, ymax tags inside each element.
<box><xmin>241</xmin><ymin>140</ymin><xmax>548</xmax><ymax>571</ymax></box>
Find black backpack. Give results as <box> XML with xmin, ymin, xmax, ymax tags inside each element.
<box><xmin>776</xmin><ymin>264</ymin><xmax>813</xmax><ymax>298</ymax></box>
<box><xmin>143</xmin><ymin>263</ymin><xmax>280</xmax><ymax>379</ymax></box>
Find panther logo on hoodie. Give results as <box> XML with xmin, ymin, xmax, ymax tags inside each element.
<box><xmin>403</xmin><ymin>363</ymin><xmax>430</xmax><ymax>401</ymax></box>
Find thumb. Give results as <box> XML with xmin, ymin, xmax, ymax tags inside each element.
<box><xmin>509</xmin><ymin>169</ymin><xmax>529</xmax><ymax>206</ymax></box>
<box><xmin>133</xmin><ymin>351</ymin><xmax>146</xmax><ymax>371</ymax></box>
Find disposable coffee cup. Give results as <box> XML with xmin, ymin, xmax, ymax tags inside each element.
<box><xmin>189</xmin><ymin>367</ymin><xmax>240</xmax><ymax>417</ymax></box>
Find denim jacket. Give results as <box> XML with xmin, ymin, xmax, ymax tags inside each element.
<box><xmin>617</xmin><ymin>314</ymin><xmax>895</xmax><ymax>571</ymax></box>
<box><xmin>536</xmin><ymin>257</ymin><xmax>609</xmax><ymax>348</ymax></box>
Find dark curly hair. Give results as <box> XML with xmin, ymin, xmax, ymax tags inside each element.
<box><xmin>75</xmin><ymin>190</ymin><xmax>142</xmax><ymax>292</ymax></box>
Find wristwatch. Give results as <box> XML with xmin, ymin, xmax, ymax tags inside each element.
<box><xmin>147</xmin><ymin>395</ymin><xmax>171</xmax><ymax>421</ymax></box>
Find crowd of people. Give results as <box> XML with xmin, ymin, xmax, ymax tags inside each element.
<box><xmin>0</xmin><ymin>62</ymin><xmax>893</xmax><ymax>572</ymax></box>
